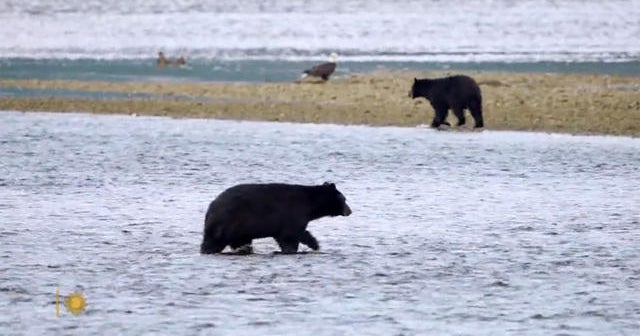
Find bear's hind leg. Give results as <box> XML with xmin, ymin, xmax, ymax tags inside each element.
<box><xmin>298</xmin><ymin>230</ymin><xmax>320</xmax><ymax>250</ymax></box>
<box><xmin>469</xmin><ymin>100</ymin><xmax>484</xmax><ymax>128</ymax></box>
<box><xmin>200</xmin><ymin>238</ymin><xmax>226</xmax><ymax>254</ymax></box>
<box><xmin>230</xmin><ymin>238</ymin><xmax>254</xmax><ymax>255</ymax></box>
<box><xmin>275</xmin><ymin>236</ymin><xmax>300</xmax><ymax>254</ymax></box>
<box><xmin>452</xmin><ymin>107</ymin><xmax>466</xmax><ymax>126</ymax></box>
<box><xmin>200</xmin><ymin>223</ymin><xmax>228</xmax><ymax>254</ymax></box>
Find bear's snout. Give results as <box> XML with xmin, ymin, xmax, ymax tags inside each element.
<box><xmin>343</xmin><ymin>203</ymin><xmax>352</xmax><ymax>216</ymax></box>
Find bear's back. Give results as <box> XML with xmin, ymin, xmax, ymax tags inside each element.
<box><xmin>430</xmin><ymin>75</ymin><xmax>479</xmax><ymax>95</ymax></box>
<box><xmin>219</xmin><ymin>183</ymin><xmax>305</xmax><ymax>200</ymax></box>
<box><xmin>205</xmin><ymin>183</ymin><xmax>311</xmax><ymax>235</ymax></box>
<box><xmin>206</xmin><ymin>183</ymin><xmax>349</xmax><ymax>221</ymax></box>
<box><xmin>210</xmin><ymin>183</ymin><xmax>305</xmax><ymax>210</ymax></box>
<box><xmin>447</xmin><ymin>75</ymin><xmax>481</xmax><ymax>97</ymax></box>
<box><xmin>415</xmin><ymin>75</ymin><xmax>481</xmax><ymax>104</ymax></box>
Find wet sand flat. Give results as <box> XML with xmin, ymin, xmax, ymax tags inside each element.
<box><xmin>1</xmin><ymin>71</ymin><xmax>639</xmax><ymax>136</ymax></box>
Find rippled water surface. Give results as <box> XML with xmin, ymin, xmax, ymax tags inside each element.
<box><xmin>2</xmin><ymin>0</ymin><xmax>640</xmax><ymax>83</ymax></box>
<box><xmin>2</xmin><ymin>0</ymin><xmax>639</xmax><ymax>61</ymax></box>
<box><xmin>1</xmin><ymin>111</ymin><xmax>639</xmax><ymax>335</ymax></box>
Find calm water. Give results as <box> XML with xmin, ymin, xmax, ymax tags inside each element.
<box><xmin>1</xmin><ymin>0</ymin><xmax>640</xmax><ymax>84</ymax></box>
<box><xmin>1</xmin><ymin>111</ymin><xmax>639</xmax><ymax>335</ymax></box>
<box><xmin>2</xmin><ymin>0</ymin><xmax>639</xmax><ymax>61</ymax></box>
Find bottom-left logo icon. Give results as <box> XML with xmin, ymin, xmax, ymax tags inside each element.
<box><xmin>56</xmin><ymin>288</ymin><xmax>87</xmax><ymax>317</ymax></box>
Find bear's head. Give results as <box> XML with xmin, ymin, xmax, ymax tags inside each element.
<box><xmin>320</xmin><ymin>182</ymin><xmax>352</xmax><ymax>217</ymax></box>
<box><xmin>408</xmin><ymin>77</ymin><xmax>431</xmax><ymax>99</ymax></box>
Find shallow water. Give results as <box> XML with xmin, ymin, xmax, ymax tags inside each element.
<box><xmin>1</xmin><ymin>111</ymin><xmax>639</xmax><ymax>335</ymax></box>
<box><xmin>2</xmin><ymin>0</ymin><xmax>640</xmax><ymax>86</ymax></box>
<box><xmin>2</xmin><ymin>59</ymin><xmax>640</xmax><ymax>85</ymax></box>
<box><xmin>2</xmin><ymin>0</ymin><xmax>639</xmax><ymax>62</ymax></box>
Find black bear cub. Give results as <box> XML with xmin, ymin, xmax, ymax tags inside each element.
<box><xmin>409</xmin><ymin>75</ymin><xmax>484</xmax><ymax>129</ymax></box>
<box><xmin>200</xmin><ymin>182</ymin><xmax>352</xmax><ymax>254</ymax></box>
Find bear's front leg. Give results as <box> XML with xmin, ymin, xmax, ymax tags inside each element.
<box><xmin>431</xmin><ymin>119</ymin><xmax>451</xmax><ymax>128</ymax></box>
<box><xmin>298</xmin><ymin>230</ymin><xmax>320</xmax><ymax>250</ymax></box>
<box><xmin>275</xmin><ymin>236</ymin><xmax>300</xmax><ymax>254</ymax></box>
<box><xmin>430</xmin><ymin>105</ymin><xmax>450</xmax><ymax>128</ymax></box>
<box><xmin>430</xmin><ymin>116</ymin><xmax>441</xmax><ymax>128</ymax></box>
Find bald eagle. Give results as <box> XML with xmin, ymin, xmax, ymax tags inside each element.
<box><xmin>301</xmin><ymin>53</ymin><xmax>337</xmax><ymax>81</ymax></box>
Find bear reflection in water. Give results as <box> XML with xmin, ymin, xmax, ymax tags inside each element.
<box><xmin>200</xmin><ymin>182</ymin><xmax>352</xmax><ymax>255</ymax></box>
<box><xmin>409</xmin><ymin>75</ymin><xmax>484</xmax><ymax>129</ymax></box>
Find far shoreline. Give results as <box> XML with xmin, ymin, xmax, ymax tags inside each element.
<box><xmin>1</xmin><ymin>70</ymin><xmax>639</xmax><ymax>137</ymax></box>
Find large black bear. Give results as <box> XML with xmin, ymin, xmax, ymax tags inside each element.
<box><xmin>409</xmin><ymin>75</ymin><xmax>484</xmax><ymax>129</ymax></box>
<box><xmin>200</xmin><ymin>182</ymin><xmax>352</xmax><ymax>254</ymax></box>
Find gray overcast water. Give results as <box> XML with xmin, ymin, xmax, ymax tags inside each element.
<box><xmin>1</xmin><ymin>111</ymin><xmax>639</xmax><ymax>335</ymax></box>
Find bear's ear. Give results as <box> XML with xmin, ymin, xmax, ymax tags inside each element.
<box><xmin>414</xmin><ymin>77</ymin><xmax>417</xmax><ymax>82</ymax></box>
<box><xmin>323</xmin><ymin>181</ymin><xmax>336</xmax><ymax>189</ymax></box>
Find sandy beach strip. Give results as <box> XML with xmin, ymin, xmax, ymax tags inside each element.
<box><xmin>1</xmin><ymin>71</ymin><xmax>639</xmax><ymax>136</ymax></box>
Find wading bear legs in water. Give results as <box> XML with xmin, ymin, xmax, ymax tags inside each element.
<box><xmin>298</xmin><ymin>230</ymin><xmax>320</xmax><ymax>250</ymax></box>
<box><xmin>231</xmin><ymin>230</ymin><xmax>319</xmax><ymax>254</ymax></box>
<box><xmin>274</xmin><ymin>228</ymin><xmax>320</xmax><ymax>254</ymax></box>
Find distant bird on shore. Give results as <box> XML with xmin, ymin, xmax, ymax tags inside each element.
<box><xmin>300</xmin><ymin>52</ymin><xmax>338</xmax><ymax>81</ymax></box>
<box><xmin>157</xmin><ymin>51</ymin><xmax>186</xmax><ymax>68</ymax></box>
